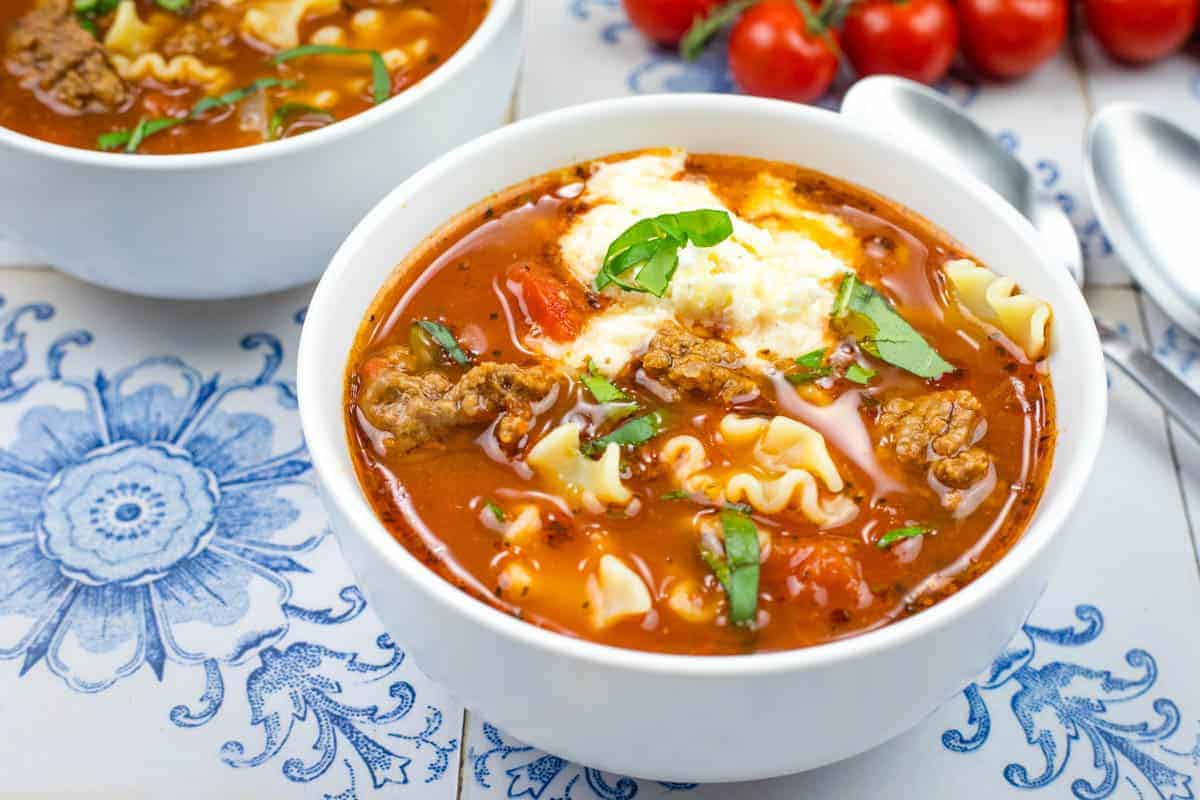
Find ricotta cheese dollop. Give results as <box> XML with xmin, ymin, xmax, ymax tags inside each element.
<box><xmin>540</xmin><ymin>150</ymin><xmax>857</xmax><ymax>376</ymax></box>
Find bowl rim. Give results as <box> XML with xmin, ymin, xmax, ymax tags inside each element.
<box><xmin>299</xmin><ymin>93</ymin><xmax>1107</xmax><ymax>677</ymax></box>
<box><xmin>0</xmin><ymin>0</ymin><xmax>518</xmax><ymax>171</ymax></box>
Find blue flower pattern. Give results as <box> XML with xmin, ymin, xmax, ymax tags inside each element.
<box><xmin>0</xmin><ymin>295</ymin><xmax>455</xmax><ymax>796</ymax></box>
<box><xmin>0</xmin><ymin>309</ymin><xmax>317</xmax><ymax>691</ymax></box>
<box><xmin>469</xmin><ymin>722</ymin><xmax>697</xmax><ymax>798</ymax></box>
<box><xmin>221</xmin><ymin>634</ymin><xmax>458</xmax><ymax>789</ymax></box>
<box><xmin>944</xmin><ymin>605</ymin><xmax>1195</xmax><ymax>799</ymax></box>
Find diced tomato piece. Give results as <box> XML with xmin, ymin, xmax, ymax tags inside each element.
<box><xmin>358</xmin><ymin>355</ymin><xmax>391</xmax><ymax>383</ymax></box>
<box><xmin>766</xmin><ymin>539</ymin><xmax>874</xmax><ymax>611</ymax></box>
<box><xmin>506</xmin><ymin>264</ymin><xmax>582</xmax><ymax>342</ymax></box>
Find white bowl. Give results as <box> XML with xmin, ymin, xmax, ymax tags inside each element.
<box><xmin>298</xmin><ymin>94</ymin><xmax>1106</xmax><ymax>783</ymax></box>
<box><xmin>0</xmin><ymin>0</ymin><xmax>522</xmax><ymax>300</ymax></box>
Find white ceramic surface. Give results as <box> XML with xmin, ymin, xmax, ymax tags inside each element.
<box><xmin>0</xmin><ymin>0</ymin><xmax>522</xmax><ymax>300</ymax></box>
<box><xmin>297</xmin><ymin>94</ymin><xmax>1107</xmax><ymax>783</ymax></box>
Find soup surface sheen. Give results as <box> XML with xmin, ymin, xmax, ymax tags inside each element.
<box><xmin>347</xmin><ymin>150</ymin><xmax>1056</xmax><ymax>656</ymax></box>
<box><xmin>0</xmin><ymin>0</ymin><xmax>487</xmax><ymax>153</ymax></box>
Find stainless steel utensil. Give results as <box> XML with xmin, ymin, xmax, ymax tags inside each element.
<box><xmin>841</xmin><ymin>76</ymin><xmax>1085</xmax><ymax>287</ymax></box>
<box><xmin>1087</xmin><ymin>104</ymin><xmax>1200</xmax><ymax>441</ymax></box>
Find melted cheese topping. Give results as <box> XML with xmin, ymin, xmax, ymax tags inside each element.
<box><xmin>542</xmin><ymin>151</ymin><xmax>856</xmax><ymax>375</ymax></box>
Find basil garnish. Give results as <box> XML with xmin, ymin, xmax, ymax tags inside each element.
<box><xmin>832</xmin><ymin>274</ymin><xmax>954</xmax><ymax>379</ymax></box>
<box><xmin>268</xmin><ymin>102</ymin><xmax>334</xmax><ymax>139</ymax></box>
<box><xmin>844</xmin><ymin>363</ymin><xmax>876</xmax><ymax>385</ymax></box>
<box><xmin>98</xmin><ymin>78</ymin><xmax>297</xmax><ymax>152</ymax></box>
<box><xmin>74</xmin><ymin>0</ymin><xmax>119</xmax><ymax>33</ymax></box>
<box><xmin>876</xmin><ymin>525</ymin><xmax>929</xmax><ymax>548</ymax></box>
<box><xmin>701</xmin><ymin>509</ymin><xmax>760</xmax><ymax>624</ymax></box>
<box><xmin>415</xmin><ymin>320</ymin><xmax>471</xmax><ymax>366</ymax></box>
<box><xmin>484</xmin><ymin>501</ymin><xmax>506</xmax><ymax>522</ymax></box>
<box><xmin>579</xmin><ymin>359</ymin><xmax>630</xmax><ymax>404</ymax></box>
<box><xmin>583</xmin><ymin>412</ymin><xmax>664</xmax><ymax>455</ymax></box>
<box><xmin>272</xmin><ymin>44</ymin><xmax>391</xmax><ymax>105</ymax></box>
<box><xmin>595</xmin><ymin>210</ymin><xmax>733</xmax><ymax>297</ymax></box>
<box><xmin>785</xmin><ymin>347</ymin><xmax>833</xmax><ymax>384</ymax></box>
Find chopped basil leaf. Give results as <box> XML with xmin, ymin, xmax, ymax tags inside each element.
<box><xmin>700</xmin><ymin>509</ymin><xmax>760</xmax><ymax>624</ymax></box>
<box><xmin>661</xmin><ymin>489</ymin><xmax>690</xmax><ymax>501</ymax></box>
<box><xmin>74</xmin><ymin>0</ymin><xmax>119</xmax><ymax>29</ymax></box>
<box><xmin>580</xmin><ymin>359</ymin><xmax>630</xmax><ymax>403</ymax></box>
<box><xmin>192</xmin><ymin>77</ymin><xmax>295</xmax><ymax>115</ymax></box>
<box><xmin>630</xmin><ymin>240</ymin><xmax>680</xmax><ymax>297</ymax></box>
<box><xmin>876</xmin><ymin>525</ymin><xmax>929</xmax><ymax>548</ymax></box>
<box><xmin>679</xmin><ymin>208</ymin><xmax>736</xmax><ymax>246</ymax></box>
<box><xmin>831</xmin><ymin>274</ymin><xmax>954</xmax><ymax>379</ymax></box>
<box><xmin>794</xmin><ymin>348</ymin><xmax>826</xmax><ymax>369</ymax></box>
<box><xmin>272</xmin><ymin>44</ymin><xmax>391</xmax><ymax>105</ymax></box>
<box><xmin>415</xmin><ymin>320</ymin><xmax>471</xmax><ymax>366</ymax></box>
<box><xmin>97</xmin><ymin>77</ymin><xmax>297</xmax><ymax>152</ymax></box>
<box><xmin>595</xmin><ymin>210</ymin><xmax>733</xmax><ymax>296</ymax></box>
<box><xmin>681</xmin><ymin>0</ymin><xmax>757</xmax><ymax>60</ymax></box>
<box><xmin>484</xmin><ymin>501</ymin><xmax>506</xmax><ymax>522</ymax></box>
<box><xmin>584</xmin><ymin>411</ymin><xmax>664</xmax><ymax>455</ymax></box>
<box><xmin>99</xmin><ymin>117</ymin><xmax>186</xmax><ymax>153</ymax></box>
<box><xmin>786</xmin><ymin>348</ymin><xmax>833</xmax><ymax>384</ymax></box>
<box><xmin>844</xmin><ymin>363</ymin><xmax>876</xmax><ymax>385</ymax></box>
<box><xmin>699</xmin><ymin>546</ymin><xmax>731</xmax><ymax>587</ymax></box>
<box><xmin>155</xmin><ymin>0</ymin><xmax>190</xmax><ymax>11</ymax></box>
<box><xmin>269</xmin><ymin>102</ymin><xmax>334</xmax><ymax>139</ymax></box>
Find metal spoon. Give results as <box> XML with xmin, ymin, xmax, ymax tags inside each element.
<box><xmin>1088</xmin><ymin>105</ymin><xmax>1200</xmax><ymax>442</ymax></box>
<box><xmin>841</xmin><ymin>75</ymin><xmax>1085</xmax><ymax>287</ymax></box>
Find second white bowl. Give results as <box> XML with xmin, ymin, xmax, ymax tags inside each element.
<box><xmin>0</xmin><ymin>0</ymin><xmax>522</xmax><ymax>299</ymax></box>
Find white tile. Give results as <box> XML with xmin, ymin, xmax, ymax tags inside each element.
<box><xmin>1138</xmin><ymin>292</ymin><xmax>1200</xmax><ymax>565</ymax></box>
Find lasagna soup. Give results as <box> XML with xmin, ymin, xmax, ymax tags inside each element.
<box><xmin>347</xmin><ymin>150</ymin><xmax>1056</xmax><ymax>655</ymax></box>
<box><xmin>0</xmin><ymin>0</ymin><xmax>487</xmax><ymax>153</ymax></box>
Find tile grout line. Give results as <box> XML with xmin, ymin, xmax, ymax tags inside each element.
<box><xmin>1132</xmin><ymin>287</ymin><xmax>1200</xmax><ymax>576</ymax></box>
<box><xmin>455</xmin><ymin>708</ymin><xmax>472</xmax><ymax>799</ymax></box>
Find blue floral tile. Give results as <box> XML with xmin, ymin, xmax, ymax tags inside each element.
<box><xmin>0</xmin><ymin>271</ymin><xmax>463</xmax><ymax>798</ymax></box>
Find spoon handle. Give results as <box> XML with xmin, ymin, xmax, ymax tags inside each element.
<box><xmin>1097</xmin><ymin>320</ymin><xmax>1200</xmax><ymax>443</ymax></box>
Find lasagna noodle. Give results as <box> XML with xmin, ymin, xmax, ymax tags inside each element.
<box><xmin>111</xmin><ymin>53</ymin><xmax>232</xmax><ymax>94</ymax></box>
<box><xmin>944</xmin><ymin>259</ymin><xmax>1052</xmax><ymax>360</ymax></box>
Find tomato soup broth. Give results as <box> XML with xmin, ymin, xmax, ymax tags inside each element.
<box><xmin>346</xmin><ymin>151</ymin><xmax>1056</xmax><ymax>656</ymax></box>
<box><xmin>0</xmin><ymin>0</ymin><xmax>487</xmax><ymax>153</ymax></box>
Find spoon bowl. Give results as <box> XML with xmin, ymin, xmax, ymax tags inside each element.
<box><xmin>1088</xmin><ymin>104</ymin><xmax>1200</xmax><ymax>339</ymax></box>
<box><xmin>842</xmin><ymin>76</ymin><xmax>1084</xmax><ymax>286</ymax></box>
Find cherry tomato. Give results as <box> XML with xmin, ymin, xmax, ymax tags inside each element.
<box><xmin>958</xmin><ymin>0</ymin><xmax>1068</xmax><ymax>79</ymax></box>
<box><xmin>842</xmin><ymin>0</ymin><xmax>958</xmax><ymax>85</ymax></box>
<box><xmin>621</xmin><ymin>0</ymin><xmax>720</xmax><ymax>46</ymax></box>
<box><xmin>506</xmin><ymin>265</ymin><xmax>582</xmax><ymax>343</ymax></box>
<box><xmin>728</xmin><ymin>0</ymin><xmax>840</xmax><ymax>103</ymax></box>
<box><xmin>1085</xmin><ymin>0</ymin><xmax>1199</xmax><ymax>63</ymax></box>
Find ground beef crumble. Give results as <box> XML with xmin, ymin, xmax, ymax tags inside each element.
<box><xmin>359</xmin><ymin>348</ymin><xmax>558</xmax><ymax>454</ymax></box>
<box><xmin>640</xmin><ymin>324</ymin><xmax>758</xmax><ymax>404</ymax></box>
<box><xmin>6</xmin><ymin>0</ymin><xmax>129</xmax><ymax>113</ymax></box>
<box><xmin>877</xmin><ymin>390</ymin><xmax>993</xmax><ymax>505</ymax></box>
